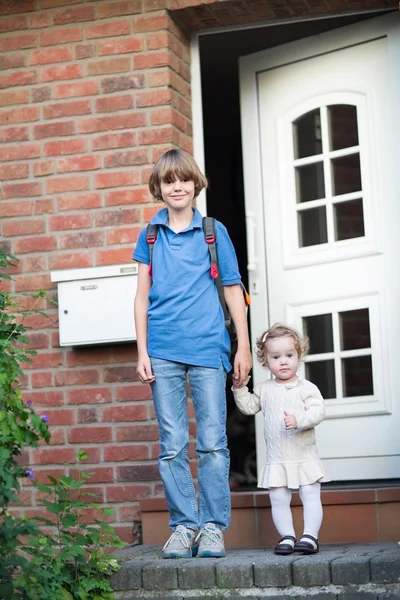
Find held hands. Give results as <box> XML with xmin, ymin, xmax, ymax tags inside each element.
<box><xmin>284</xmin><ymin>410</ymin><xmax>297</xmax><ymax>430</ymax></box>
<box><xmin>232</xmin><ymin>347</ymin><xmax>253</xmax><ymax>389</ymax></box>
<box><xmin>136</xmin><ymin>353</ymin><xmax>155</xmax><ymax>384</ymax></box>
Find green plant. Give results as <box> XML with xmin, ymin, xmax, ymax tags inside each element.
<box><xmin>0</xmin><ymin>251</ymin><xmax>126</xmax><ymax>600</ymax></box>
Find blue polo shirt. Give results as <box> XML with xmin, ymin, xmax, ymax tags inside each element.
<box><xmin>133</xmin><ymin>208</ymin><xmax>241</xmax><ymax>371</ymax></box>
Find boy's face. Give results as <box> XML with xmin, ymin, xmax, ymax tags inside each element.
<box><xmin>160</xmin><ymin>177</ymin><xmax>195</xmax><ymax>210</ymax></box>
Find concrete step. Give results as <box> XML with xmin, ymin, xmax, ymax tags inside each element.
<box><xmin>111</xmin><ymin>542</ymin><xmax>400</xmax><ymax>599</ymax></box>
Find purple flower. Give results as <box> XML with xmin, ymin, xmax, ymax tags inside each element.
<box><xmin>26</xmin><ymin>468</ymin><xmax>35</xmax><ymax>480</ymax></box>
<box><xmin>40</xmin><ymin>414</ymin><xmax>49</xmax><ymax>423</ymax></box>
<box><xmin>27</xmin><ymin>400</ymin><xmax>33</xmax><ymax>406</ymax></box>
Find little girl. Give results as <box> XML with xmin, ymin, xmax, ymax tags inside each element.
<box><xmin>232</xmin><ymin>323</ymin><xmax>329</xmax><ymax>555</ymax></box>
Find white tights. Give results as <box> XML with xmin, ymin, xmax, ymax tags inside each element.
<box><xmin>269</xmin><ymin>482</ymin><xmax>323</xmax><ymax>539</ymax></box>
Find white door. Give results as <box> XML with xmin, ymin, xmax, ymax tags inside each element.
<box><xmin>240</xmin><ymin>14</ymin><xmax>400</xmax><ymax>481</ymax></box>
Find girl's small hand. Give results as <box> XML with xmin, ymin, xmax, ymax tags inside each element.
<box><xmin>284</xmin><ymin>410</ymin><xmax>297</xmax><ymax>430</ymax></box>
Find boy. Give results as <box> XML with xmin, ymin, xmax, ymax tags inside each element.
<box><xmin>134</xmin><ymin>149</ymin><xmax>252</xmax><ymax>558</ymax></box>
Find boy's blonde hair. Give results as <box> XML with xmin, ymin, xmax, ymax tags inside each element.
<box><xmin>256</xmin><ymin>322</ymin><xmax>309</xmax><ymax>368</ymax></box>
<box><xmin>149</xmin><ymin>148</ymin><xmax>208</xmax><ymax>202</ymax></box>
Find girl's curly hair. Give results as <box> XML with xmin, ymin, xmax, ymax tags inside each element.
<box><xmin>256</xmin><ymin>322</ymin><xmax>309</xmax><ymax>368</ymax></box>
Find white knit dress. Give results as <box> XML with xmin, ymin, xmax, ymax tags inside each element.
<box><xmin>232</xmin><ymin>378</ymin><xmax>329</xmax><ymax>490</ymax></box>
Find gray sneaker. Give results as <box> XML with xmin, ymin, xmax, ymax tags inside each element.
<box><xmin>162</xmin><ymin>525</ymin><xmax>198</xmax><ymax>559</ymax></box>
<box><xmin>196</xmin><ymin>523</ymin><xmax>225</xmax><ymax>558</ymax></box>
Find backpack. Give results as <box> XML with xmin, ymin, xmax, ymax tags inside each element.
<box><xmin>146</xmin><ymin>216</ymin><xmax>250</xmax><ymax>346</ymax></box>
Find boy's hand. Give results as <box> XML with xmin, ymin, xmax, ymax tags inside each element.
<box><xmin>284</xmin><ymin>411</ymin><xmax>297</xmax><ymax>430</ymax></box>
<box><xmin>232</xmin><ymin>375</ymin><xmax>251</xmax><ymax>390</ymax></box>
<box><xmin>232</xmin><ymin>347</ymin><xmax>252</xmax><ymax>388</ymax></box>
<box><xmin>136</xmin><ymin>354</ymin><xmax>155</xmax><ymax>384</ymax></box>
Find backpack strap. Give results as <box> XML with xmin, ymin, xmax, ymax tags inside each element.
<box><xmin>146</xmin><ymin>223</ymin><xmax>158</xmax><ymax>277</ymax></box>
<box><xmin>202</xmin><ymin>216</ymin><xmax>232</xmax><ymax>329</ymax></box>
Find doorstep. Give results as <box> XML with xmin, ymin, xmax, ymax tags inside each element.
<box><xmin>140</xmin><ymin>487</ymin><xmax>400</xmax><ymax>546</ymax></box>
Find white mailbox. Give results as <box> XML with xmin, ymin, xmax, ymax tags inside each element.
<box><xmin>51</xmin><ymin>263</ymin><xmax>138</xmax><ymax>347</ymax></box>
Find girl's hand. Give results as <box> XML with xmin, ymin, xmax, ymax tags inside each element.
<box><xmin>284</xmin><ymin>411</ymin><xmax>297</xmax><ymax>430</ymax></box>
<box><xmin>136</xmin><ymin>354</ymin><xmax>155</xmax><ymax>384</ymax></box>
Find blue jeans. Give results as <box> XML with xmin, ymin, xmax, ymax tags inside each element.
<box><xmin>150</xmin><ymin>357</ymin><xmax>230</xmax><ymax>531</ymax></box>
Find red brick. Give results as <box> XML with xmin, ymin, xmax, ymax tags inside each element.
<box><xmin>46</xmin><ymin>428</ymin><xmax>65</xmax><ymax>446</ymax></box>
<box><xmin>0</xmin><ymin>125</ymin><xmax>28</xmax><ymax>142</ymax></box>
<box><xmin>30</xmin><ymin>47</ymin><xmax>72</xmax><ymax>66</ymax></box>
<box><xmin>22</xmin><ymin>390</ymin><xmax>64</xmax><ymax>406</ymax></box>
<box><xmin>92</xmin><ymin>131</ymin><xmax>136</xmax><ymax>151</ymax></box>
<box><xmin>0</xmin><ymin>53</ymin><xmax>26</xmax><ymax>69</ymax></box>
<box><xmin>104</xmin><ymin>366</ymin><xmax>137</xmax><ymax>383</ymax></box>
<box><xmin>59</xmin><ymin>231</ymin><xmax>104</xmax><ymax>250</ymax></box>
<box><xmin>41</xmin><ymin>63</ymin><xmax>84</xmax><ymax>83</ymax></box>
<box><xmin>34</xmin><ymin>199</ymin><xmax>55</xmax><ymax>214</ymax></box>
<box><xmin>134</xmin><ymin>14</ymin><xmax>169</xmax><ymax>32</ymax></box>
<box><xmin>104</xmin><ymin>445</ymin><xmax>149</xmax><ymax>462</ymax></box>
<box><xmin>102</xmin><ymin>405</ymin><xmax>147</xmax><ymax>422</ymax></box>
<box><xmin>99</xmin><ymin>36</ymin><xmax>142</xmax><ymax>56</ymax></box>
<box><xmin>134</xmin><ymin>50</ymin><xmax>173</xmax><ymax>70</ymax></box>
<box><xmin>95</xmin><ymin>94</ymin><xmax>133</xmax><ymax>113</ymax></box>
<box><xmin>31</xmin><ymin>371</ymin><xmax>53</xmax><ymax>388</ymax></box>
<box><xmin>96</xmin><ymin>247</ymin><xmax>135</xmax><ymax>265</ymax></box>
<box><xmin>80</xmin><ymin>467</ymin><xmax>113</xmax><ymax>483</ymax></box>
<box><xmin>87</xmin><ymin>56</ymin><xmax>131</xmax><ymax>76</ymax></box>
<box><xmin>94</xmin><ymin>171</ymin><xmax>139</xmax><ymax>189</ymax></box>
<box><xmin>0</xmin><ymin>200</ymin><xmax>33</xmax><ymax>218</ymax></box>
<box><xmin>43</xmin><ymin>100</ymin><xmax>90</xmax><ymax>119</ymax></box>
<box><xmin>30</xmin><ymin>12</ymin><xmax>53</xmax><ymax>28</ymax></box>
<box><xmin>14</xmin><ymin>236</ymin><xmax>56</xmax><ymax>256</ymax></box>
<box><xmin>75</xmin><ymin>43</ymin><xmax>95</xmax><ymax>59</ymax></box>
<box><xmin>1</xmin><ymin>182</ymin><xmax>41</xmax><ymax>199</ymax></box>
<box><xmin>139</xmin><ymin>90</ymin><xmax>173</xmax><ymax>109</ymax></box>
<box><xmin>80</xmin><ymin>113</ymin><xmax>145</xmax><ymax>134</ymax></box>
<box><xmin>57</xmin><ymin>192</ymin><xmax>101</xmax><ymax>211</ymax></box>
<box><xmin>116</xmin><ymin>384</ymin><xmax>153</xmax><ymax>402</ymax></box>
<box><xmin>68</xmin><ymin>426</ymin><xmax>112</xmax><ymax>444</ymax></box>
<box><xmin>0</xmin><ymin>33</ymin><xmax>36</xmax><ymax>52</ymax></box>
<box><xmin>22</xmin><ymin>256</ymin><xmax>47</xmax><ymax>272</ymax></box>
<box><xmin>31</xmin><ymin>448</ymin><xmax>76</xmax><ymax>465</ymax></box>
<box><xmin>86</xmin><ymin>20</ymin><xmax>130</xmax><ymax>39</ymax></box>
<box><xmin>0</xmin><ymin>15</ymin><xmax>28</xmax><ymax>33</ymax></box>
<box><xmin>32</xmin><ymin>468</ymin><xmax>67</xmax><ymax>485</ymax></box>
<box><xmin>49</xmin><ymin>252</ymin><xmax>92</xmax><ymax>270</ymax></box>
<box><xmin>32</xmin><ymin>86</ymin><xmax>52</xmax><ymax>103</ymax></box>
<box><xmin>0</xmin><ymin>163</ymin><xmax>28</xmax><ymax>180</ymax></box>
<box><xmin>0</xmin><ymin>106</ymin><xmax>39</xmax><ymax>125</ymax></box>
<box><xmin>49</xmin><ymin>213</ymin><xmax>91</xmax><ymax>230</ymax></box>
<box><xmin>0</xmin><ymin>89</ymin><xmax>29</xmax><ymax>107</ymax></box>
<box><xmin>46</xmin><ymin>176</ymin><xmax>89</xmax><ymax>194</ymax></box>
<box><xmin>53</xmin><ymin>6</ymin><xmax>95</xmax><ymax>25</ymax></box>
<box><xmin>0</xmin><ymin>143</ymin><xmax>40</xmax><ymax>161</ymax></box>
<box><xmin>24</xmin><ymin>332</ymin><xmax>49</xmax><ymax>349</ymax></box>
<box><xmin>101</xmin><ymin>74</ymin><xmax>145</xmax><ymax>94</ymax></box>
<box><xmin>55</xmin><ymin>369</ymin><xmax>99</xmax><ymax>386</ymax></box>
<box><xmin>54</xmin><ymin>80</ymin><xmax>98</xmax><ymax>99</ymax></box>
<box><xmin>97</xmin><ymin>1</ymin><xmax>142</xmax><ymax>18</ymax></box>
<box><xmin>104</xmin><ymin>150</ymin><xmax>148</xmax><ymax>169</ymax></box>
<box><xmin>43</xmin><ymin>409</ymin><xmax>75</xmax><ymax>426</ymax></box>
<box><xmin>33</xmin><ymin>121</ymin><xmax>75</xmax><ymax>139</ymax></box>
<box><xmin>105</xmin><ymin>188</ymin><xmax>148</xmax><ymax>206</ymax></box>
<box><xmin>44</xmin><ymin>138</ymin><xmax>87</xmax><ymax>156</ymax></box>
<box><xmin>77</xmin><ymin>407</ymin><xmax>98</xmax><ymax>424</ymax></box>
<box><xmin>2</xmin><ymin>218</ymin><xmax>45</xmax><ymax>237</ymax></box>
<box><xmin>34</xmin><ymin>159</ymin><xmax>54</xmax><ymax>177</ymax></box>
<box><xmin>56</xmin><ymin>154</ymin><xmax>100</xmax><ymax>173</ymax></box>
<box><xmin>139</xmin><ymin>126</ymin><xmax>175</xmax><ymax>145</ymax></box>
<box><xmin>0</xmin><ymin>70</ymin><xmax>37</xmax><ymax>89</ymax></box>
<box><xmin>40</xmin><ymin>26</ymin><xmax>82</xmax><ymax>46</ymax></box>
<box><xmin>21</xmin><ymin>312</ymin><xmax>54</xmax><ymax>330</ymax></box>
<box><xmin>14</xmin><ymin>273</ymin><xmax>53</xmax><ymax>292</ymax></box>
<box><xmin>95</xmin><ymin>208</ymin><xmax>140</xmax><ymax>227</ymax></box>
<box><xmin>148</xmin><ymin>68</ymin><xmax>169</xmax><ymax>87</ymax></box>
<box><xmin>41</xmin><ymin>0</ymin><xmax>81</xmax><ymax>7</ymax></box>
<box><xmin>106</xmin><ymin>484</ymin><xmax>152</xmax><ymax>502</ymax></box>
<box><xmin>67</xmin><ymin>387</ymin><xmax>112</xmax><ymax>404</ymax></box>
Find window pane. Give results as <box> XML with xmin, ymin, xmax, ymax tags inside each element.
<box><xmin>334</xmin><ymin>198</ymin><xmax>365</xmax><ymax>241</ymax></box>
<box><xmin>332</xmin><ymin>153</ymin><xmax>361</xmax><ymax>196</ymax></box>
<box><xmin>340</xmin><ymin>308</ymin><xmax>371</xmax><ymax>351</ymax></box>
<box><xmin>296</xmin><ymin>162</ymin><xmax>325</xmax><ymax>203</ymax></box>
<box><xmin>293</xmin><ymin>109</ymin><xmax>322</xmax><ymax>159</ymax></box>
<box><xmin>306</xmin><ymin>360</ymin><xmax>336</xmax><ymax>399</ymax></box>
<box><xmin>342</xmin><ymin>355</ymin><xmax>373</xmax><ymax>397</ymax></box>
<box><xmin>303</xmin><ymin>314</ymin><xmax>333</xmax><ymax>354</ymax></box>
<box><xmin>298</xmin><ymin>207</ymin><xmax>327</xmax><ymax>247</ymax></box>
<box><xmin>329</xmin><ymin>105</ymin><xmax>359</xmax><ymax>151</ymax></box>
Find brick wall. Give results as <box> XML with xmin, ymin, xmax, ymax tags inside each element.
<box><xmin>0</xmin><ymin>0</ymin><xmax>192</xmax><ymax>544</ymax></box>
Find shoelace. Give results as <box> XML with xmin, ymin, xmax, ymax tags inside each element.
<box><xmin>163</xmin><ymin>527</ymin><xmax>191</xmax><ymax>551</ymax></box>
<box><xmin>195</xmin><ymin>527</ymin><xmax>221</xmax><ymax>546</ymax></box>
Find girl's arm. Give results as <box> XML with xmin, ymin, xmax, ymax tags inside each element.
<box><xmin>296</xmin><ymin>383</ymin><xmax>325</xmax><ymax>430</ymax></box>
<box><xmin>231</xmin><ymin>382</ymin><xmax>262</xmax><ymax>416</ymax></box>
<box><xmin>134</xmin><ymin>262</ymin><xmax>155</xmax><ymax>383</ymax></box>
<box><xmin>224</xmin><ymin>284</ymin><xmax>252</xmax><ymax>387</ymax></box>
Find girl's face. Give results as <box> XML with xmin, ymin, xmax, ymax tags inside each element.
<box><xmin>160</xmin><ymin>177</ymin><xmax>195</xmax><ymax>211</ymax></box>
<box><xmin>265</xmin><ymin>335</ymin><xmax>300</xmax><ymax>384</ymax></box>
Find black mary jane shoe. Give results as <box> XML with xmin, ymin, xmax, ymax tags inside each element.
<box><xmin>293</xmin><ymin>534</ymin><xmax>319</xmax><ymax>554</ymax></box>
<box><xmin>274</xmin><ymin>535</ymin><xmax>296</xmax><ymax>555</ymax></box>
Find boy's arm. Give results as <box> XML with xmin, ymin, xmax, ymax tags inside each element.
<box><xmin>134</xmin><ymin>262</ymin><xmax>155</xmax><ymax>383</ymax></box>
<box><xmin>223</xmin><ymin>284</ymin><xmax>252</xmax><ymax>387</ymax></box>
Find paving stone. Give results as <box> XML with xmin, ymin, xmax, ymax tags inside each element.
<box><xmin>216</xmin><ymin>554</ymin><xmax>254</xmax><ymax>588</ymax></box>
<box><xmin>142</xmin><ymin>560</ymin><xmax>179</xmax><ymax>589</ymax></box>
<box><xmin>110</xmin><ymin>559</ymin><xmax>143</xmax><ymax>590</ymax></box>
<box><xmin>331</xmin><ymin>554</ymin><xmax>371</xmax><ymax>584</ymax></box>
<box><xmin>253</xmin><ymin>554</ymin><xmax>298</xmax><ymax>586</ymax></box>
<box><xmin>337</xmin><ymin>593</ymin><xmax>378</xmax><ymax>600</ymax></box>
<box><xmin>178</xmin><ymin>561</ymin><xmax>217</xmax><ymax>589</ymax></box>
<box><xmin>292</xmin><ymin>554</ymin><xmax>332</xmax><ymax>586</ymax></box>
<box><xmin>371</xmin><ymin>552</ymin><xmax>400</xmax><ymax>583</ymax></box>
